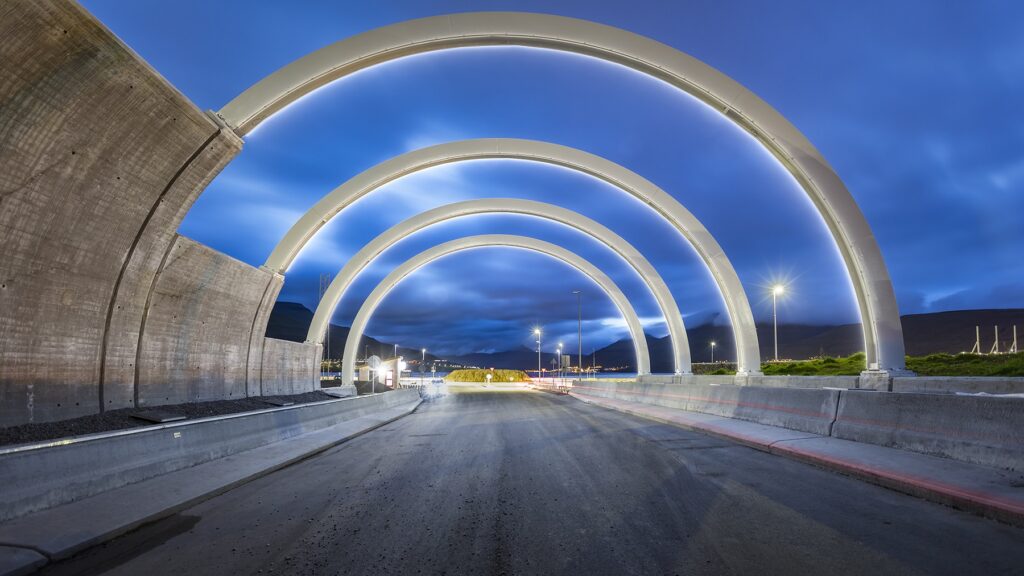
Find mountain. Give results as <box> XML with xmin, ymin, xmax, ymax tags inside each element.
<box><xmin>265</xmin><ymin>302</ymin><xmax>440</xmax><ymax>363</ymax></box>
<box><xmin>267</xmin><ymin>303</ymin><xmax>1024</xmax><ymax>370</ymax></box>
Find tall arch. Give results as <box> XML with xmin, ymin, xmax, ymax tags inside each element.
<box><xmin>306</xmin><ymin>198</ymin><xmax>695</xmax><ymax>374</ymax></box>
<box><xmin>340</xmin><ymin>235</ymin><xmax>651</xmax><ymax>384</ymax></box>
<box><xmin>271</xmin><ymin>139</ymin><xmax>759</xmax><ymax>374</ymax></box>
<box><xmin>223</xmin><ymin>13</ymin><xmax>907</xmax><ymax>373</ymax></box>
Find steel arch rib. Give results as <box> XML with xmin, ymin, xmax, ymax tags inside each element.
<box><xmin>305</xmin><ymin>198</ymin><xmax>692</xmax><ymax>374</ymax></box>
<box><xmin>340</xmin><ymin>235</ymin><xmax>651</xmax><ymax>385</ymax></box>
<box><xmin>224</xmin><ymin>13</ymin><xmax>906</xmax><ymax>372</ymax></box>
<box><xmin>274</xmin><ymin>139</ymin><xmax>760</xmax><ymax>374</ymax></box>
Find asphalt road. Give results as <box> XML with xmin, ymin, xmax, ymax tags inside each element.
<box><xmin>42</xmin><ymin>386</ymin><xmax>1024</xmax><ymax>575</ymax></box>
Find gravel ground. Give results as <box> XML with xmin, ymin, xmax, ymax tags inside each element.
<box><xmin>0</xmin><ymin>391</ymin><xmax>338</xmax><ymax>447</ymax></box>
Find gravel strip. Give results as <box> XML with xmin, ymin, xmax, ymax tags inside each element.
<box><xmin>0</xmin><ymin>391</ymin><xmax>338</xmax><ymax>447</ymax></box>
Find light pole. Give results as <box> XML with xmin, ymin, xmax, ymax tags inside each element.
<box><xmin>421</xmin><ymin>348</ymin><xmax>426</xmax><ymax>384</ymax></box>
<box><xmin>534</xmin><ymin>328</ymin><xmax>542</xmax><ymax>381</ymax></box>
<box><xmin>394</xmin><ymin>343</ymin><xmax>398</xmax><ymax>359</ymax></box>
<box><xmin>710</xmin><ymin>341</ymin><xmax>716</xmax><ymax>363</ymax></box>
<box><xmin>557</xmin><ymin>342</ymin><xmax>563</xmax><ymax>383</ymax></box>
<box><xmin>772</xmin><ymin>284</ymin><xmax>785</xmax><ymax>361</ymax></box>
<box><xmin>573</xmin><ymin>290</ymin><xmax>582</xmax><ymax>378</ymax></box>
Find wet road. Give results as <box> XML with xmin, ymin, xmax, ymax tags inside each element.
<box><xmin>42</xmin><ymin>386</ymin><xmax>1024</xmax><ymax>575</ymax></box>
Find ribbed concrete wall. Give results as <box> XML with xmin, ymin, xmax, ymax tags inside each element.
<box><xmin>0</xmin><ymin>2</ymin><xmax>312</xmax><ymax>426</ymax></box>
<box><xmin>261</xmin><ymin>338</ymin><xmax>320</xmax><ymax>396</ymax></box>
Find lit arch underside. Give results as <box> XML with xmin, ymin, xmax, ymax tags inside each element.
<box><xmin>340</xmin><ymin>234</ymin><xmax>652</xmax><ymax>384</ymax></box>
<box><xmin>305</xmin><ymin>198</ymin><xmax>692</xmax><ymax>373</ymax></box>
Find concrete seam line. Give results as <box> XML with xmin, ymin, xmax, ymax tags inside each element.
<box><xmin>98</xmin><ymin>128</ymin><xmax>222</xmax><ymax>412</ymax></box>
<box><xmin>131</xmin><ymin>232</ymin><xmax>179</xmax><ymax>408</ymax></box>
<box><xmin>246</xmin><ymin>274</ymin><xmax>277</xmax><ymax>398</ymax></box>
<box><xmin>828</xmin><ymin>389</ymin><xmax>842</xmax><ymax>437</ymax></box>
<box><xmin>0</xmin><ymin>542</ymin><xmax>51</xmax><ymax>560</ymax></box>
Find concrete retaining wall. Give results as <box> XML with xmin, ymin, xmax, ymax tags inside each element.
<box><xmin>0</xmin><ymin>389</ymin><xmax>420</xmax><ymax>521</ymax></box>
<box><xmin>832</xmin><ymin>390</ymin><xmax>1024</xmax><ymax>471</ymax></box>
<box><xmin>136</xmin><ymin>237</ymin><xmax>273</xmax><ymax>406</ymax></box>
<box><xmin>261</xmin><ymin>338</ymin><xmax>319</xmax><ymax>396</ymax></box>
<box><xmin>571</xmin><ymin>380</ymin><xmax>840</xmax><ymax>435</ymax></box>
<box><xmin>0</xmin><ymin>1</ymin><xmax>240</xmax><ymax>425</ymax></box>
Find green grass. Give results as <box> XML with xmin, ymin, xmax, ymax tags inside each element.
<box><xmin>446</xmin><ymin>369</ymin><xmax>531</xmax><ymax>382</ymax></box>
<box><xmin>906</xmin><ymin>352</ymin><xmax>1024</xmax><ymax>376</ymax></box>
<box><xmin>759</xmin><ymin>351</ymin><xmax>1024</xmax><ymax>377</ymax></box>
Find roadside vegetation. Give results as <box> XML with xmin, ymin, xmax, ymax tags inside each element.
<box><xmin>446</xmin><ymin>369</ymin><xmax>531</xmax><ymax>382</ymax></box>
<box><xmin>758</xmin><ymin>351</ymin><xmax>1024</xmax><ymax>377</ymax></box>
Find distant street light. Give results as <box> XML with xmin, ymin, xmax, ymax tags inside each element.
<box><xmin>534</xmin><ymin>328</ymin><xmax>542</xmax><ymax>380</ymax></box>
<box><xmin>772</xmin><ymin>284</ymin><xmax>786</xmax><ymax>361</ymax></box>
<box><xmin>394</xmin><ymin>343</ymin><xmax>398</xmax><ymax>359</ymax></box>
<box><xmin>572</xmin><ymin>290</ymin><xmax>582</xmax><ymax>378</ymax></box>
<box><xmin>710</xmin><ymin>340</ymin><xmax>717</xmax><ymax>363</ymax></box>
<box><xmin>421</xmin><ymin>348</ymin><xmax>426</xmax><ymax>364</ymax></box>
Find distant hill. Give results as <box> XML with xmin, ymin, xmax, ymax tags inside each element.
<box><xmin>267</xmin><ymin>302</ymin><xmax>1023</xmax><ymax>370</ymax></box>
<box><xmin>265</xmin><ymin>302</ymin><xmax>439</xmax><ymax>363</ymax></box>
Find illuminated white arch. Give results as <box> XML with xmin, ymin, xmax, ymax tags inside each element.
<box><xmin>223</xmin><ymin>13</ymin><xmax>906</xmax><ymax>372</ymax></box>
<box><xmin>275</xmin><ymin>139</ymin><xmax>760</xmax><ymax>374</ymax></box>
<box><xmin>306</xmin><ymin>198</ymin><xmax>692</xmax><ymax>373</ymax></box>
<box><xmin>340</xmin><ymin>235</ymin><xmax>651</xmax><ymax>384</ymax></box>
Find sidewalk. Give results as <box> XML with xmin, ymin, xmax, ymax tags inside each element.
<box><xmin>0</xmin><ymin>401</ymin><xmax>419</xmax><ymax>576</ymax></box>
<box><xmin>571</xmin><ymin>391</ymin><xmax>1024</xmax><ymax>528</ymax></box>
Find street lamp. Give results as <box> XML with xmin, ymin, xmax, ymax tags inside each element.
<box><xmin>772</xmin><ymin>284</ymin><xmax>786</xmax><ymax>361</ymax></box>
<box><xmin>533</xmin><ymin>328</ymin><xmax>542</xmax><ymax>381</ymax></box>
<box><xmin>557</xmin><ymin>342</ymin><xmax>563</xmax><ymax>383</ymax></box>
<box><xmin>710</xmin><ymin>341</ymin><xmax>716</xmax><ymax>363</ymax></box>
<box><xmin>572</xmin><ymin>290</ymin><xmax>582</xmax><ymax>378</ymax></box>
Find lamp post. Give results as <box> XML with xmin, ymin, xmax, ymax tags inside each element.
<box><xmin>710</xmin><ymin>341</ymin><xmax>716</xmax><ymax>364</ymax></box>
<box><xmin>534</xmin><ymin>328</ymin><xmax>542</xmax><ymax>381</ymax></box>
<box><xmin>557</xmin><ymin>342</ymin><xmax>563</xmax><ymax>383</ymax></box>
<box><xmin>572</xmin><ymin>290</ymin><xmax>582</xmax><ymax>379</ymax></box>
<box><xmin>772</xmin><ymin>284</ymin><xmax>785</xmax><ymax>361</ymax></box>
<box><xmin>421</xmin><ymin>348</ymin><xmax>426</xmax><ymax>385</ymax></box>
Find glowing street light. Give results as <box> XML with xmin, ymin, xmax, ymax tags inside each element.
<box><xmin>421</xmin><ymin>348</ymin><xmax>426</xmax><ymax>364</ymax></box>
<box><xmin>772</xmin><ymin>284</ymin><xmax>786</xmax><ymax>361</ymax></box>
<box><xmin>533</xmin><ymin>328</ymin><xmax>542</xmax><ymax>380</ymax></box>
<box><xmin>557</xmin><ymin>342</ymin><xmax>563</xmax><ymax>382</ymax></box>
<box><xmin>710</xmin><ymin>341</ymin><xmax>717</xmax><ymax>363</ymax></box>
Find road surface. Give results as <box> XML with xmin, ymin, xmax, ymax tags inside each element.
<box><xmin>42</xmin><ymin>386</ymin><xmax>1024</xmax><ymax>575</ymax></box>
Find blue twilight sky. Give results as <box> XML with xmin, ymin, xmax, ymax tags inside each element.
<box><xmin>83</xmin><ymin>1</ymin><xmax>1024</xmax><ymax>357</ymax></box>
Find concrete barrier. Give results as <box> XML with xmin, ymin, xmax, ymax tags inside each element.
<box><xmin>0</xmin><ymin>389</ymin><xmax>419</xmax><ymax>522</ymax></box>
<box><xmin>571</xmin><ymin>380</ymin><xmax>840</xmax><ymax>435</ymax></box>
<box><xmin>746</xmin><ymin>375</ymin><xmax>861</xmax><ymax>389</ymax></box>
<box><xmin>638</xmin><ymin>374</ymin><xmax>862</xmax><ymax>389</ymax></box>
<box><xmin>322</xmin><ymin>385</ymin><xmax>358</xmax><ymax>398</ymax></box>
<box><xmin>893</xmin><ymin>376</ymin><xmax>1024</xmax><ymax>395</ymax></box>
<box><xmin>832</xmin><ymin>390</ymin><xmax>1024</xmax><ymax>471</ymax></box>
